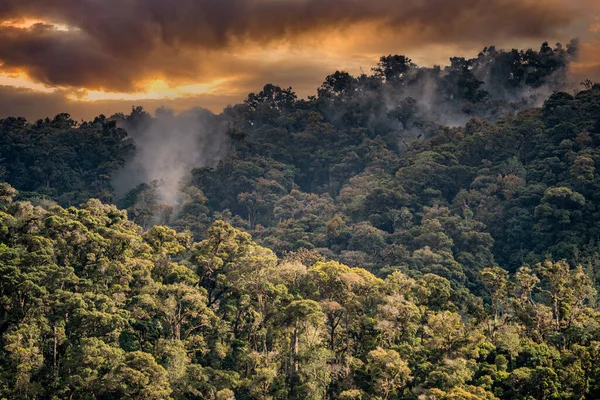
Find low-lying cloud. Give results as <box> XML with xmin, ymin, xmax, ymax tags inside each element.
<box><xmin>111</xmin><ymin>107</ymin><xmax>232</xmax><ymax>205</ymax></box>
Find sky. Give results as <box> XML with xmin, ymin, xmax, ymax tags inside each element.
<box><xmin>0</xmin><ymin>0</ymin><xmax>598</xmax><ymax>121</ymax></box>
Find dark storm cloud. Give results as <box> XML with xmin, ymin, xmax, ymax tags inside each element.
<box><xmin>0</xmin><ymin>0</ymin><xmax>578</xmax><ymax>91</ymax></box>
<box><xmin>0</xmin><ymin>24</ymin><xmax>134</xmax><ymax>90</ymax></box>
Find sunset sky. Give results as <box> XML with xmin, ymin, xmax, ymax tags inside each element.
<box><xmin>0</xmin><ymin>0</ymin><xmax>599</xmax><ymax>121</ymax></box>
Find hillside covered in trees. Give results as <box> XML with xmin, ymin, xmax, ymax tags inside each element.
<box><xmin>2</xmin><ymin>41</ymin><xmax>600</xmax><ymax>399</ymax></box>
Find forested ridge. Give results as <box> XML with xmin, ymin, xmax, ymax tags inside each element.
<box><xmin>2</xmin><ymin>42</ymin><xmax>600</xmax><ymax>399</ymax></box>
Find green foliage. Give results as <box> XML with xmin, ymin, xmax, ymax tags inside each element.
<box><xmin>0</xmin><ymin>192</ymin><xmax>598</xmax><ymax>398</ymax></box>
<box><xmin>0</xmin><ymin>114</ymin><xmax>133</xmax><ymax>205</ymax></box>
<box><xmin>0</xmin><ymin>41</ymin><xmax>600</xmax><ymax>399</ymax></box>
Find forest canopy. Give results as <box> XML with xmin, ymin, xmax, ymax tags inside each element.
<box><xmin>1</xmin><ymin>41</ymin><xmax>600</xmax><ymax>399</ymax></box>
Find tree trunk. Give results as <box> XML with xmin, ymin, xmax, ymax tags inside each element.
<box><xmin>292</xmin><ymin>321</ymin><xmax>299</xmax><ymax>373</ymax></box>
<box><xmin>175</xmin><ymin>304</ymin><xmax>182</xmax><ymax>340</ymax></box>
<box><xmin>53</xmin><ymin>324</ymin><xmax>58</xmax><ymax>377</ymax></box>
<box><xmin>330</xmin><ymin>325</ymin><xmax>336</xmax><ymax>353</ymax></box>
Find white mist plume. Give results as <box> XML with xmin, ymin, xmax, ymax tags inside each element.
<box><xmin>112</xmin><ymin>107</ymin><xmax>231</xmax><ymax>206</ymax></box>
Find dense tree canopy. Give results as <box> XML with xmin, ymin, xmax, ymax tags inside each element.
<box><xmin>1</xmin><ymin>41</ymin><xmax>600</xmax><ymax>399</ymax></box>
<box><xmin>1</xmin><ymin>193</ymin><xmax>600</xmax><ymax>399</ymax></box>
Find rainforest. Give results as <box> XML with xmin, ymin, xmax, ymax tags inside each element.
<box><xmin>1</xmin><ymin>40</ymin><xmax>600</xmax><ymax>399</ymax></box>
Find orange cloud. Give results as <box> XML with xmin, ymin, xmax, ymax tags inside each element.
<box><xmin>0</xmin><ymin>0</ymin><xmax>581</xmax><ymax>91</ymax></box>
<box><xmin>0</xmin><ymin>0</ymin><xmax>597</xmax><ymax>121</ymax></box>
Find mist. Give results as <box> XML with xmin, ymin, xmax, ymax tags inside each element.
<box><xmin>110</xmin><ymin>40</ymin><xmax>581</xmax><ymax>212</ymax></box>
<box><xmin>316</xmin><ymin>40</ymin><xmax>582</xmax><ymax>149</ymax></box>
<box><xmin>111</xmin><ymin>107</ymin><xmax>231</xmax><ymax>207</ymax></box>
